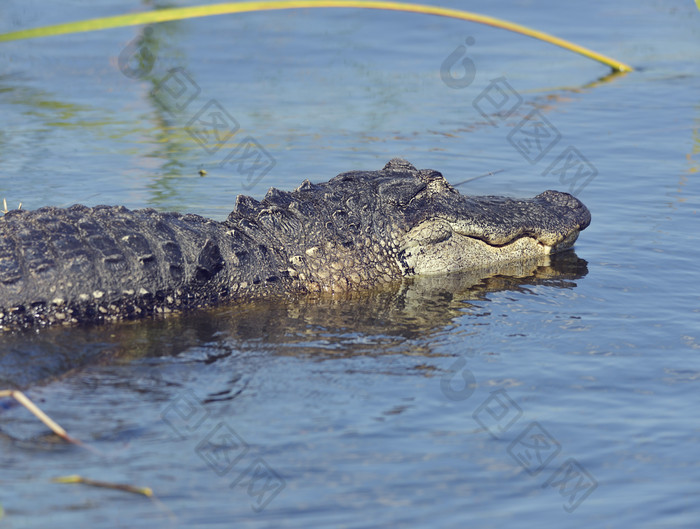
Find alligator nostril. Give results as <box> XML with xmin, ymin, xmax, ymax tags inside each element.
<box><xmin>537</xmin><ymin>190</ymin><xmax>581</xmax><ymax>209</ymax></box>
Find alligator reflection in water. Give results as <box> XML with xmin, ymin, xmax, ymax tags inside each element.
<box><xmin>0</xmin><ymin>251</ymin><xmax>587</xmax><ymax>390</ymax></box>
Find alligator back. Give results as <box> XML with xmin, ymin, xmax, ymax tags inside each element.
<box><xmin>0</xmin><ymin>205</ymin><xmax>231</xmax><ymax>329</ymax></box>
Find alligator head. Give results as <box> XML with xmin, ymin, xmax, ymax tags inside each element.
<box><xmin>227</xmin><ymin>158</ymin><xmax>591</xmax><ymax>294</ymax></box>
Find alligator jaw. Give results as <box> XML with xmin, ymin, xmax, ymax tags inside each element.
<box><xmin>398</xmin><ymin>209</ymin><xmax>585</xmax><ymax>277</ymax></box>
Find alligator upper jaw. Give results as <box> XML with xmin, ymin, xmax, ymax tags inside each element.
<box><xmin>434</xmin><ymin>189</ymin><xmax>591</xmax><ymax>248</ymax></box>
<box><xmin>450</xmin><ymin>222</ymin><xmax>581</xmax><ymax>250</ymax></box>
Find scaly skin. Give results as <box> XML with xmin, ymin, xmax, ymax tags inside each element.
<box><xmin>0</xmin><ymin>159</ymin><xmax>590</xmax><ymax>330</ymax></box>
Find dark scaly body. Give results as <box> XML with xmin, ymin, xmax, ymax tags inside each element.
<box><xmin>0</xmin><ymin>160</ymin><xmax>590</xmax><ymax>330</ymax></box>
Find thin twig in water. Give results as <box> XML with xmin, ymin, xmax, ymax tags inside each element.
<box><xmin>1</xmin><ymin>198</ymin><xmax>22</xmax><ymax>215</ymax></box>
<box><xmin>452</xmin><ymin>169</ymin><xmax>505</xmax><ymax>188</ymax></box>
<box><xmin>1</xmin><ymin>392</ymin><xmax>173</xmax><ymax>517</ymax></box>
<box><xmin>52</xmin><ymin>475</ymin><xmax>175</xmax><ymax>520</ymax></box>
<box><xmin>0</xmin><ymin>389</ymin><xmax>86</xmax><ymax>448</ymax></box>
<box><xmin>52</xmin><ymin>475</ymin><xmax>153</xmax><ymax>497</ymax></box>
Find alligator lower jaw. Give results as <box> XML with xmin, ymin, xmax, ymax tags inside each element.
<box><xmin>546</xmin><ymin>230</ymin><xmax>580</xmax><ymax>254</ymax></box>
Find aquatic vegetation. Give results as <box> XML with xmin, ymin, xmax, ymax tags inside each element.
<box><xmin>0</xmin><ymin>1</ymin><xmax>633</xmax><ymax>72</ymax></box>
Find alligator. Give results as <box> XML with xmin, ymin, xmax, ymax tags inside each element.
<box><xmin>0</xmin><ymin>159</ymin><xmax>590</xmax><ymax>331</ymax></box>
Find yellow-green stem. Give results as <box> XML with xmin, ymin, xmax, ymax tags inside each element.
<box><xmin>0</xmin><ymin>1</ymin><xmax>633</xmax><ymax>72</ymax></box>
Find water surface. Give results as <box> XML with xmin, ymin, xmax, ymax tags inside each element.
<box><xmin>0</xmin><ymin>1</ymin><xmax>699</xmax><ymax>527</ymax></box>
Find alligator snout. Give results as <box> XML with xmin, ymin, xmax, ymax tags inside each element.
<box><xmin>536</xmin><ymin>190</ymin><xmax>591</xmax><ymax>227</ymax></box>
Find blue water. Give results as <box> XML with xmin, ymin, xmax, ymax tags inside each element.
<box><xmin>1</xmin><ymin>1</ymin><xmax>699</xmax><ymax>527</ymax></box>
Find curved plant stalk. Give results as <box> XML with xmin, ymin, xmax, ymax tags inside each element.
<box><xmin>52</xmin><ymin>475</ymin><xmax>153</xmax><ymax>497</ymax></box>
<box><xmin>52</xmin><ymin>475</ymin><xmax>175</xmax><ymax>519</ymax></box>
<box><xmin>0</xmin><ymin>1</ymin><xmax>633</xmax><ymax>72</ymax></box>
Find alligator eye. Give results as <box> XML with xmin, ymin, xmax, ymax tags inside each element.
<box><xmin>377</xmin><ymin>179</ymin><xmax>426</xmax><ymax>206</ymax></box>
<box><xmin>410</xmin><ymin>220</ymin><xmax>452</xmax><ymax>245</ymax></box>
